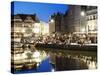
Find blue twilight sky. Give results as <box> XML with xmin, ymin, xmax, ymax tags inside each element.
<box><xmin>11</xmin><ymin>1</ymin><xmax>69</xmax><ymax>23</ymax></box>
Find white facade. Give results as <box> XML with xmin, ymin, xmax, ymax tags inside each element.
<box><xmin>86</xmin><ymin>7</ymin><xmax>97</xmax><ymax>33</ymax></box>
<box><xmin>87</xmin><ymin>20</ymin><xmax>97</xmax><ymax>32</ymax></box>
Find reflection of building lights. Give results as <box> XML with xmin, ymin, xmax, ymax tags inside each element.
<box><xmin>33</xmin><ymin>51</ymin><xmax>40</xmax><ymax>58</ymax></box>
<box><xmin>14</xmin><ymin>54</ymin><xmax>21</xmax><ymax>60</ymax></box>
<box><xmin>33</xmin><ymin>51</ymin><xmax>41</xmax><ymax>63</ymax></box>
<box><xmin>37</xmin><ymin>63</ymin><xmax>39</xmax><ymax>67</ymax></box>
<box><xmin>88</xmin><ymin>61</ymin><xmax>96</xmax><ymax>69</ymax></box>
<box><xmin>35</xmin><ymin>58</ymin><xmax>41</xmax><ymax>63</ymax></box>
<box><xmin>51</xmin><ymin>68</ymin><xmax>55</xmax><ymax>72</ymax></box>
<box><xmin>22</xmin><ymin>52</ymin><xmax>27</xmax><ymax>59</ymax></box>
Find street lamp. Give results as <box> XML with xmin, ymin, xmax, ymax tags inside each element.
<box><xmin>80</xmin><ymin>11</ymin><xmax>86</xmax><ymax>32</ymax></box>
<box><xmin>49</xmin><ymin>18</ymin><xmax>55</xmax><ymax>34</ymax></box>
<box><xmin>50</xmin><ymin>19</ymin><xmax>54</xmax><ymax>23</ymax></box>
<box><xmin>81</xmin><ymin>11</ymin><xmax>85</xmax><ymax>16</ymax></box>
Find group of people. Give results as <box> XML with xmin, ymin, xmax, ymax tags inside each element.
<box><xmin>34</xmin><ymin>33</ymin><xmax>97</xmax><ymax>45</ymax></box>
<box><xmin>20</xmin><ymin>32</ymin><xmax>97</xmax><ymax>46</ymax></box>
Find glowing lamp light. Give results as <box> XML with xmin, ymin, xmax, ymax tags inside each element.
<box><xmin>81</xmin><ymin>11</ymin><xmax>85</xmax><ymax>16</ymax></box>
<box><xmin>50</xmin><ymin>19</ymin><xmax>54</xmax><ymax>23</ymax></box>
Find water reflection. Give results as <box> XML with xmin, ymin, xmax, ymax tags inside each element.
<box><xmin>12</xmin><ymin>46</ymin><xmax>97</xmax><ymax>73</ymax></box>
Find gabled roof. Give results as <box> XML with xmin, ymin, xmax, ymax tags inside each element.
<box><xmin>11</xmin><ymin>14</ymin><xmax>40</xmax><ymax>22</ymax></box>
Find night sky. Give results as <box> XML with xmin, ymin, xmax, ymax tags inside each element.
<box><xmin>11</xmin><ymin>1</ymin><xmax>69</xmax><ymax>22</ymax></box>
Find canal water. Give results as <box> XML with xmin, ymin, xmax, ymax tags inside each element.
<box><xmin>13</xmin><ymin>47</ymin><xmax>97</xmax><ymax>74</ymax></box>
<box><xmin>37</xmin><ymin>47</ymin><xmax>97</xmax><ymax>70</ymax></box>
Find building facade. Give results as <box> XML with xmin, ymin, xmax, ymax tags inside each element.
<box><xmin>49</xmin><ymin>5</ymin><xmax>84</xmax><ymax>33</ymax></box>
<box><xmin>85</xmin><ymin>6</ymin><xmax>97</xmax><ymax>33</ymax></box>
<box><xmin>63</xmin><ymin>5</ymin><xmax>87</xmax><ymax>33</ymax></box>
<box><xmin>64</xmin><ymin>5</ymin><xmax>97</xmax><ymax>33</ymax></box>
<box><xmin>49</xmin><ymin>13</ymin><xmax>63</xmax><ymax>33</ymax></box>
<box><xmin>11</xmin><ymin>14</ymin><xmax>40</xmax><ymax>42</ymax></box>
<box><xmin>49</xmin><ymin>5</ymin><xmax>97</xmax><ymax>34</ymax></box>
